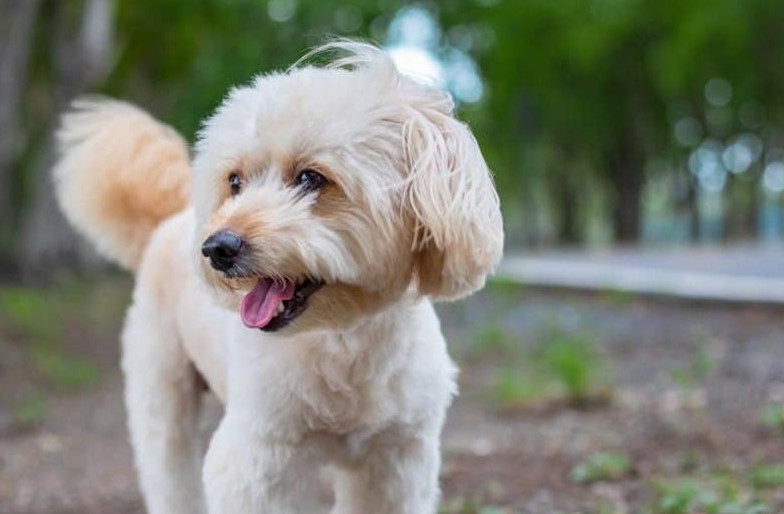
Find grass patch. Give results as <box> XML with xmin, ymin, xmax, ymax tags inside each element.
<box><xmin>29</xmin><ymin>343</ymin><xmax>99</xmax><ymax>389</ymax></box>
<box><xmin>599</xmin><ymin>287</ymin><xmax>635</xmax><ymax>305</ymax></box>
<box><xmin>751</xmin><ymin>464</ymin><xmax>784</xmax><ymax>489</ymax></box>
<box><xmin>652</xmin><ymin>477</ymin><xmax>771</xmax><ymax>514</ymax></box>
<box><xmin>486</xmin><ymin>325</ymin><xmax>611</xmax><ymax>409</ymax></box>
<box><xmin>13</xmin><ymin>393</ymin><xmax>47</xmax><ymax>426</ymax></box>
<box><xmin>491</xmin><ymin>366</ymin><xmax>553</xmax><ymax>408</ymax></box>
<box><xmin>570</xmin><ymin>452</ymin><xmax>631</xmax><ymax>484</ymax></box>
<box><xmin>761</xmin><ymin>404</ymin><xmax>784</xmax><ymax>432</ymax></box>
<box><xmin>0</xmin><ymin>277</ymin><xmax>130</xmax><ymax>393</ymax></box>
<box><xmin>535</xmin><ymin>329</ymin><xmax>609</xmax><ymax>403</ymax></box>
<box><xmin>484</xmin><ymin>276</ymin><xmax>525</xmax><ymax>302</ymax></box>
<box><xmin>439</xmin><ymin>497</ymin><xmax>507</xmax><ymax>514</ymax></box>
<box><xmin>671</xmin><ymin>345</ymin><xmax>716</xmax><ymax>388</ymax></box>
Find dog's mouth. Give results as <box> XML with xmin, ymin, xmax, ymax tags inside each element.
<box><xmin>239</xmin><ymin>277</ymin><xmax>324</xmax><ymax>332</ymax></box>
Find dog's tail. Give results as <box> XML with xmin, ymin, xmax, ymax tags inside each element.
<box><xmin>53</xmin><ymin>98</ymin><xmax>191</xmax><ymax>272</ymax></box>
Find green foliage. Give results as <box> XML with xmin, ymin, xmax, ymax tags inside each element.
<box><xmin>439</xmin><ymin>497</ymin><xmax>507</xmax><ymax>514</ymax></box>
<box><xmin>491</xmin><ymin>366</ymin><xmax>551</xmax><ymax>408</ymax></box>
<box><xmin>652</xmin><ymin>478</ymin><xmax>771</xmax><ymax>514</ymax></box>
<box><xmin>535</xmin><ymin>330</ymin><xmax>608</xmax><ymax>402</ymax></box>
<box><xmin>484</xmin><ymin>277</ymin><xmax>525</xmax><ymax>303</ymax></box>
<box><xmin>760</xmin><ymin>404</ymin><xmax>784</xmax><ymax>432</ymax></box>
<box><xmin>0</xmin><ymin>278</ymin><xmax>129</xmax><ymax>391</ymax></box>
<box><xmin>671</xmin><ymin>345</ymin><xmax>717</xmax><ymax>388</ymax></box>
<box><xmin>13</xmin><ymin>394</ymin><xmax>47</xmax><ymax>426</ymax></box>
<box><xmin>28</xmin><ymin>343</ymin><xmax>99</xmax><ymax>390</ymax></box>
<box><xmin>0</xmin><ymin>286</ymin><xmax>57</xmax><ymax>341</ymax></box>
<box><xmin>750</xmin><ymin>464</ymin><xmax>784</xmax><ymax>489</ymax></box>
<box><xmin>599</xmin><ymin>288</ymin><xmax>635</xmax><ymax>306</ymax></box>
<box><xmin>570</xmin><ymin>452</ymin><xmax>631</xmax><ymax>484</ymax></box>
<box><xmin>482</xmin><ymin>325</ymin><xmax>610</xmax><ymax>408</ymax></box>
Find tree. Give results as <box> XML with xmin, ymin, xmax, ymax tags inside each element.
<box><xmin>0</xmin><ymin>0</ymin><xmax>42</xmax><ymax>269</ymax></box>
<box><xmin>18</xmin><ymin>0</ymin><xmax>115</xmax><ymax>273</ymax></box>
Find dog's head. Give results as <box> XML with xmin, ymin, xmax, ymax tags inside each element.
<box><xmin>192</xmin><ymin>42</ymin><xmax>503</xmax><ymax>333</ymax></box>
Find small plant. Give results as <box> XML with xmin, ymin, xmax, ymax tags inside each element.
<box><xmin>491</xmin><ymin>366</ymin><xmax>551</xmax><ymax>408</ymax></box>
<box><xmin>485</xmin><ymin>277</ymin><xmax>524</xmax><ymax>302</ymax></box>
<box><xmin>671</xmin><ymin>345</ymin><xmax>716</xmax><ymax>388</ymax></box>
<box><xmin>653</xmin><ymin>478</ymin><xmax>770</xmax><ymax>514</ymax></box>
<box><xmin>536</xmin><ymin>330</ymin><xmax>608</xmax><ymax>402</ymax></box>
<box><xmin>761</xmin><ymin>404</ymin><xmax>784</xmax><ymax>432</ymax></box>
<box><xmin>439</xmin><ymin>496</ymin><xmax>507</xmax><ymax>514</ymax></box>
<box><xmin>600</xmin><ymin>287</ymin><xmax>634</xmax><ymax>305</ymax></box>
<box><xmin>751</xmin><ymin>464</ymin><xmax>784</xmax><ymax>489</ymax></box>
<box><xmin>570</xmin><ymin>452</ymin><xmax>631</xmax><ymax>484</ymax></box>
<box><xmin>29</xmin><ymin>343</ymin><xmax>99</xmax><ymax>390</ymax></box>
<box><xmin>13</xmin><ymin>394</ymin><xmax>47</xmax><ymax>426</ymax></box>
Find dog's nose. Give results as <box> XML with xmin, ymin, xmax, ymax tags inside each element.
<box><xmin>201</xmin><ymin>230</ymin><xmax>244</xmax><ymax>272</ymax></box>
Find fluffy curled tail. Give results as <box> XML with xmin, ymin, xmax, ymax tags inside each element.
<box><xmin>53</xmin><ymin>98</ymin><xmax>191</xmax><ymax>271</ymax></box>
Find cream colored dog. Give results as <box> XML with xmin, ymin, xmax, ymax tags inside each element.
<box><xmin>53</xmin><ymin>42</ymin><xmax>503</xmax><ymax>514</ymax></box>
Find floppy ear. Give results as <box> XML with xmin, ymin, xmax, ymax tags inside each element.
<box><xmin>402</xmin><ymin>89</ymin><xmax>504</xmax><ymax>301</ymax></box>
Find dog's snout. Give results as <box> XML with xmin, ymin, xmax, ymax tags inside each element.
<box><xmin>201</xmin><ymin>230</ymin><xmax>244</xmax><ymax>272</ymax></box>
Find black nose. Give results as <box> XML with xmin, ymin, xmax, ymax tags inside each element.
<box><xmin>201</xmin><ymin>230</ymin><xmax>244</xmax><ymax>272</ymax></box>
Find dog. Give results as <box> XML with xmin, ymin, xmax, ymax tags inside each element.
<box><xmin>53</xmin><ymin>41</ymin><xmax>503</xmax><ymax>514</ymax></box>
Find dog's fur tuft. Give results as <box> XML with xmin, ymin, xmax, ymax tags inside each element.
<box><xmin>53</xmin><ymin>98</ymin><xmax>191</xmax><ymax>270</ymax></box>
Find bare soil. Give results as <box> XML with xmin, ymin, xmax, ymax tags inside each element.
<box><xmin>1</xmin><ymin>277</ymin><xmax>783</xmax><ymax>513</ymax></box>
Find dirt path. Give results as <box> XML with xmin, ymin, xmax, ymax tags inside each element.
<box><xmin>2</xmin><ymin>281</ymin><xmax>784</xmax><ymax>513</ymax></box>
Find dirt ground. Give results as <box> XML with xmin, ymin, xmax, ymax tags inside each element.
<box><xmin>1</xmin><ymin>276</ymin><xmax>784</xmax><ymax>514</ymax></box>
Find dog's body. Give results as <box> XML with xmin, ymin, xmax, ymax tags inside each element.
<box><xmin>54</xmin><ymin>43</ymin><xmax>503</xmax><ymax>514</ymax></box>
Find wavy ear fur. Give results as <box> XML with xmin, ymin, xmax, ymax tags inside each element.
<box><xmin>401</xmin><ymin>85</ymin><xmax>504</xmax><ymax>301</ymax></box>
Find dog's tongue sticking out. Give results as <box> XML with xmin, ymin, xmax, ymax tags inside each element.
<box><xmin>240</xmin><ymin>279</ymin><xmax>295</xmax><ymax>329</ymax></box>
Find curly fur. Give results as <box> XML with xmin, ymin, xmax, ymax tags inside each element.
<box><xmin>54</xmin><ymin>41</ymin><xmax>503</xmax><ymax>514</ymax></box>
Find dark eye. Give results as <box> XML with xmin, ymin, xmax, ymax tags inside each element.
<box><xmin>295</xmin><ymin>169</ymin><xmax>327</xmax><ymax>192</ymax></box>
<box><xmin>228</xmin><ymin>173</ymin><xmax>242</xmax><ymax>195</ymax></box>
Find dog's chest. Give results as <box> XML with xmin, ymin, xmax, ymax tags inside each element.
<box><xmin>302</xmin><ymin>347</ymin><xmax>406</xmax><ymax>434</ymax></box>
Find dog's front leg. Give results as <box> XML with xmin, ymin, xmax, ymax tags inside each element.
<box><xmin>332</xmin><ymin>430</ymin><xmax>442</xmax><ymax>514</ymax></box>
<box><xmin>122</xmin><ymin>301</ymin><xmax>207</xmax><ymax>514</ymax></box>
<box><xmin>203</xmin><ymin>416</ymin><xmax>320</xmax><ymax>514</ymax></box>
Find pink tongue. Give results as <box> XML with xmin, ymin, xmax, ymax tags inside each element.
<box><xmin>240</xmin><ymin>279</ymin><xmax>295</xmax><ymax>329</ymax></box>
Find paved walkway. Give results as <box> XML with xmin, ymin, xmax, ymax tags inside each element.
<box><xmin>498</xmin><ymin>244</ymin><xmax>784</xmax><ymax>304</ymax></box>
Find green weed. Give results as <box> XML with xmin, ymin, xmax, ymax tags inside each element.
<box><xmin>570</xmin><ymin>452</ymin><xmax>631</xmax><ymax>483</ymax></box>
<box><xmin>652</xmin><ymin>477</ymin><xmax>770</xmax><ymax>514</ymax></box>
<box><xmin>29</xmin><ymin>343</ymin><xmax>99</xmax><ymax>389</ymax></box>
<box><xmin>751</xmin><ymin>464</ymin><xmax>784</xmax><ymax>489</ymax></box>
<box><xmin>535</xmin><ymin>330</ymin><xmax>608</xmax><ymax>402</ymax></box>
<box><xmin>491</xmin><ymin>366</ymin><xmax>552</xmax><ymax>408</ymax></box>
<box><xmin>599</xmin><ymin>287</ymin><xmax>635</xmax><ymax>305</ymax></box>
<box><xmin>672</xmin><ymin>345</ymin><xmax>716</xmax><ymax>388</ymax></box>
<box><xmin>761</xmin><ymin>404</ymin><xmax>784</xmax><ymax>432</ymax></box>
<box><xmin>13</xmin><ymin>393</ymin><xmax>47</xmax><ymax>425</ymax></box>
<box><xmin>484</xmin><ymin>276</ymin><xmax>525</xmax><ymax>301</ymax></box>
<box><xmin>439</xmin><ymin>496</ymin><xmax>508</xmax><ymax>514</ymax></box>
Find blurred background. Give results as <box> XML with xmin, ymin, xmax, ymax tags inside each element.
<box><xmin>2</xmin><ymin>1</ymin><xmax>784</xmax><ymax>513</ymax></box>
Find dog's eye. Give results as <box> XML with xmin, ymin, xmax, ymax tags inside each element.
<box><xmin>228</xmin><ymin>173</ymin><xmax>242</xmax><ymax>196</ymax></box>
<box><xmin>295</xmin><ymin>169</ymin><xmax>327</xmax><ymax>192</ymax></box>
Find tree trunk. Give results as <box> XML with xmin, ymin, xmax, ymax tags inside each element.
<box><xmin>607</xmin><ymin>136</ymin><xmax>644</xmax><ymax>243</ymax></box>
<box><xmin>0</xmin><ymin>0</ymin><xmax>42</xmax><ymax>266</ymax></box>
<box><xmin>18</xmin><ymin>0</ymin><xmax>115</xmax><ymax>275</ymax></box>
<box><xmin>553</xmin><ymin>173</ymin><xmax>580</xmax><ymax>245</ymax></box>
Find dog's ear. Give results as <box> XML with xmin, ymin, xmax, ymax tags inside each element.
<box><xmin>401</xmin><ymin>87</ymin><xmax>504</xmax><ymax>301</ymax></box>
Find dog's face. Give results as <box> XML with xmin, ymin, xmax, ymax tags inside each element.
<box><xmin>192</xmin><ymin>43</ymin><xmax>503</xmax><ymax>334</ymax></box>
